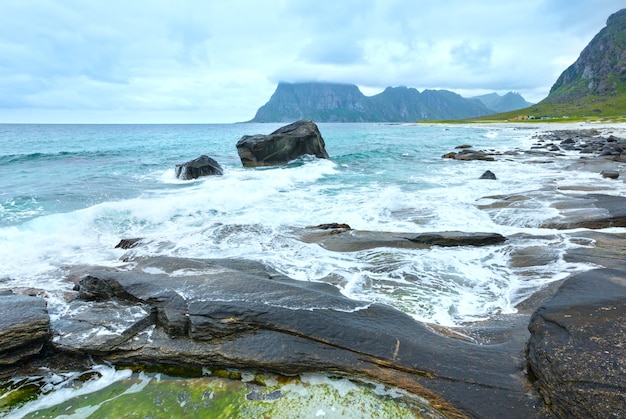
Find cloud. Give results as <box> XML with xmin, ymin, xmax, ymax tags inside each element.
<box><xmin>450</xmin><ymin>42</ymin><xmax>493</xmax><ymax>71</ymax></box>
<box><xmin>0</xmin><ymin>0</ymin><xmax>623</xmax><ymax>122</ymax></box>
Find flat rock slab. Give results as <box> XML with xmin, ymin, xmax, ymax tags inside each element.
<box><xmin>53</xmin><ymin>256</ymin><xmax>543</xmax><ymax>418</ymax></box>
<box><xmin>0</xmin><ymin>293</ymin><xmax>50</xmax><ymax>366</ymax></box>
<box><xmin>480</xmin><ymin>192</ymin><xmax>626</xmax><ymax>229</ymax></box>
<box><xmin>528</xmin><ymin>268</ymin><xmax>626</xmax><ymax>418</ymax></box>
<box><xmin>300</xmin><ymin>229</ymin><xmax>506</xmax><ymax>252</ymax></box>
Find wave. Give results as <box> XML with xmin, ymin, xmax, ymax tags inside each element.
<box><xmin>0</xmin><ymin>149</ymin><xmax>126</xmax><ymax>165</ymax></box>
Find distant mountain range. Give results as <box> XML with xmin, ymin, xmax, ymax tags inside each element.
<box><xmin>249</xmin><ymin>82</ymin><xmax>533</xmax><ymax>123</ymax></box>
<box><xmin>469</xmin><ymin>92</ymin><xmax>534</xmax><ymax>113</ymax></box>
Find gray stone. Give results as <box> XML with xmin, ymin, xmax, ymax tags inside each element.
<box><xmin>0</xmin><ymin>293</ymin><xmax>50</xmax><ymax>365</ymax></box>
<box><xmin>175</xmin><ymin>155</ymin><xmax>223</xmax><ymax>180</ymax></box>
<box><xmin>479</xmin><ymin>170</ymin><xmax>497</xmax><ymax>180</ymax></box>
<box><xmin>236</xmin><ymin>120</ymin><xmax>329</xmax><ymax>167</ymax></box>
<box><xmin>601</xmin><ymin>170</ymin><xmax>620</xmax><ymax>179</ymax></box>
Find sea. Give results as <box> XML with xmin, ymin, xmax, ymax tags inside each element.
<box><xmin>1</xmin><ymin>122</ymin><xmax>624</xmax><ymax>417</ymax></box>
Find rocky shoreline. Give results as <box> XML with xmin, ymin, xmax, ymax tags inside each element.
<box><xmin>2</xmin><ymin>126</ymin><xmax>625</xmax><ymax>418</ymax></box>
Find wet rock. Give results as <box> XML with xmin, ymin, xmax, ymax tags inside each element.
<box><xmin>601</xmin><ymin>170</ymin><xmax>620</xmax><ymax>179</ymax></box>
<box><xmin>300</xmin><ymin>229</ymin><xmax>506</xmax><ymax>252</ymax></box>
<box><xmin>175</xmin><ymin>155</ymin><xmax>223</xmax><ymax>180</ymax></box>
<box><xmin>441</xmin><ymin>149</ymin><xmax>495</xmax><ymax>161</ymax></box>
<box><xmin>479</xmin><ymin>170</ymin><xmax>497</xmax><ymax>180</ymax></box>
<box><xmin>236</xmin><ymin>120</ymin><xmax>329</xmax><ymax>167</ymax></box>
<box><xmin>115</xmin><ymin>238</ymin><xmax>144</xmax><ymax>249</ymax></box>
<box><xmin>54</xmin><ymin>257</ymin><xmax>543</xmax><ymax>418</ymax></box>
<box><xmin>307</xmin><ymin>223</ymin><xmax>352</xmax><ymax>230</ymax></box>
<box><xmin>483</xmin><ymin>192</ymin><xmax>626</xmax><ymax>230</ymax></box>
<box><xmin>0</xmin><ymin>293</ymin><xmax>50</xmax><ymax>366</ymax></box>
<box><xmin>406</xmin><ymin>231</ymin><xmax>506</xmax><ymax>247</ymax></box>
<box><xmin>533</xmin><ymin>130</ymin><xmax>626</xmax><ymax>160</ymax></box>
<box><xmin>528</xmin><ymin>268</ymin><xmax>626</xmax><ymax>418</ymax></box>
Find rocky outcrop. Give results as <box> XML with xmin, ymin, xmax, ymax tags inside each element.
<box><xmin>175</xmin><ymin>155</ymin><xmax>223</xmax><ymax>180</ymax></box>
<box><xmin>42</xmin><ymin>256</ymin><xmax>542</xmax><ymax>418</ymax></box>
<box><xmin>236</xmin><ymin>120</ymin><xmax>329</xmax><ymax>167</ymax></box>
<box><xmin>0</xmin><ymin>293</ymin><xmax>50</xmax><ymax>366</ymax></box>
<box><xmin>530</xmin><ymin>129</ymin><xmax>626</xmax><ymax>161</ymax></box>
<box><xmin>299</xmin><ymin>228</ymin><xmax>506</xmax><ymax>252</ymax></box>
<box><xmin>527</xmin><ymin>268</ymin><xmax>626</xmax><ymax>418</ymax></box>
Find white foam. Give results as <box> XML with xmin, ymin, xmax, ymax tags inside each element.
<box><xmin>2</xmin><ymin>124</ymin><xmax>625</xmax><ymax>330</ymax></box>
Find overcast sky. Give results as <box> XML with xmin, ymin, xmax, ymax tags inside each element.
<box><xmin>0</xmin><ymin>1</ymin><xmax>623</xmax><ymax>123</ymax></box>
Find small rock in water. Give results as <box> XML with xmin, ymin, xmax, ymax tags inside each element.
<box><xmin>115</xmin><ymin>238</ymin><xmax>143</xmax><ymax>249</ymax></box>
<box><xmin>308</xmin><ymin>223</ymin><xmax>352</xmax><ymax>230</ymax></box>
<box><xmin>479</xmin><ymin>170</ymin><xmax>497</xmax><ymax>180</ymax></box>
<box><xmin>600</xmin><ymin>170</ymin><xmax>619</xmax><ymax>179</ymax></box>
<box><xmin>175</xmin><ymin>155</ymin><xmax>223</xmax><ymax>180</ymax></box>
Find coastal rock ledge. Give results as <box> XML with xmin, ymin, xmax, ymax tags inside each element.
<box><xmin>236</xmin><ymin>120</ymin><xmax>329</xmax><ymax>167</ymax></box>
<box><xmin>528</xmin><ymin>268</ymin><xmax>626</xmax><ymax>419</ymax></box>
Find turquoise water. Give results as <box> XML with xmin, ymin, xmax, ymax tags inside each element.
<box><xmin>0</xmin><ymin>122</ymin><xmax>611</xmax><ymax>325</ymax></box>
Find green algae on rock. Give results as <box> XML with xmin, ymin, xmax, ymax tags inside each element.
<box><xmin>4</xmin><ymin>368</ymin><xmax>446</xmax><ymax>418</ymax></box>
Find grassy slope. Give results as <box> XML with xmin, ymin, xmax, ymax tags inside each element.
<box><xmin>466</xmin><ymin>90</ymin><xmax>626</xmax><ymax>123</ymax></box>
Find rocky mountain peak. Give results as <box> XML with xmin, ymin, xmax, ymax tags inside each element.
<box><xmin>545</xmin><ymin>8</ymin><xmax>626</xmax><ymax>103</ymax></box>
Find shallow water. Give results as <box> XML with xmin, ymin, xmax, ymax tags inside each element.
<box><xmin>1</xmin><ymin>367</ymin><xmax>444</xmax><ymax>419</ymax></box>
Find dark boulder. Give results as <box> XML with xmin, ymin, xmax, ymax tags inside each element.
<box><xmin>442</xmin><ymin>149</ymin><xmax>495</xmax><ymax>161</ymax></box>
<box><xmin>479</xmin><ymin>170</ymin><xmax>497</xmax><ymax>180</ymax></box>
<box><xmin>601</xmin><ymin>170</ymin><xmax>620</xmax><ymax>179</ymax></box>
<box><xmin>175</xmin><ymin>155</ymin><xmax>223</xmax><ymax>180</ymax></box>
<box><xmin>0</xmin><ymin>293</ymin><xmax>50</xmax><ymax>366</ymax></box>
<box><xmin>114</xmin><ymin>238</ymin><xmax>143</xmax><ymax>249</ymax></box>
<box><xmin>528</xmin><ymin>268</ymin><xmax>626</xmax><ymax>418</ymax></box>
<box><xmin>236</xmin><ymin>120</ymin><xmax>329</xmax><ymax>167</ymax></box>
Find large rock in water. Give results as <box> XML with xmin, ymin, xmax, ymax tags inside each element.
<box><xmin>0</xmin><ymin>293</ymin><xmax>50</xmax><ymax>366</ymax></box>
<box><xmin>175</xmin><ymin>155</ymin><xmax>223</xmax><ymax>180</ymax></box>
<box><xmin>236</xmin><ymin>120</ymin><xmax>329</xmax><ymax>167</ymax></box>
<box><xmin>527</xmin><ymin>268</ymin><xmax>626</xmax><ymax>418</ymax></box>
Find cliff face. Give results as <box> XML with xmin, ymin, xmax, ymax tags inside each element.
<box><xmin>544</xmin><ymin>8</ymin><xmax>626</xmax><ymax>103</ymax></box>
<box><xmin>250</xmin><ymin>82</ymin><xmax>495</xmax><ymax>122</ymax></box>
<box><xmin>252</xmin><ymin>82</ymin><xmax>370</xmax><ymax>122</ymax></box>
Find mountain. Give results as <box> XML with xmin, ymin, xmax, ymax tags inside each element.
<box><xmin>471</xmin><ymin>92</ymin><xmax>534</xmax><ymax>113</ymax></box>
<box><xmin>544</xmin><ymin>8</ymin><xmax>626</xmax><ymax>105</ymax></box>
<box><xmin>475</xmin><ymin>8</ymin><xmax>626</xmax><ymax>120</ymax></box>
<box><xmin>251</xmin><ymin>82</ymin><xmax>370</xmax><ymax>122</ymax></box>
<box><xmin>250</xmin><ymin>82</ymin><xmax>494</xmax><ymax>122</ymax></box>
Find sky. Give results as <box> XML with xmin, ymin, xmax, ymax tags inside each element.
<box><xmin>0</xmin><ymin>0</ymin><xmax>623</xmax><ymax>124</ymax></box>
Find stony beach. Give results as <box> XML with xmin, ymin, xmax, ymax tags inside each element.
<box><xmin>1</xmin><ymin>122</ymin><xmax>625</xmax><ymax>418</ymax></box>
